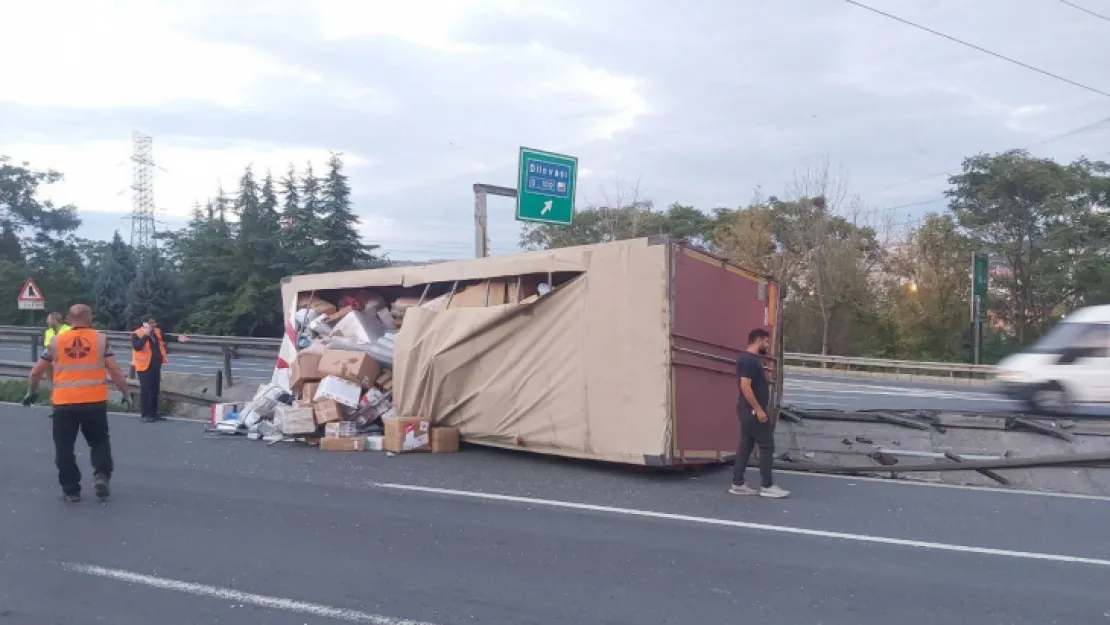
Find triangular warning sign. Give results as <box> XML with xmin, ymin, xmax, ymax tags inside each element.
<box><xmin>18</xmin><ymin>278</ymin><xmax>44</xmax><ymax>302</ymax></box>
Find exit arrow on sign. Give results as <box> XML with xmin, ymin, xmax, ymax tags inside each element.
<box><xmin>541</xmin><ymin>200</ymin><xmax>552</xmax><ymax>215</ymax></box>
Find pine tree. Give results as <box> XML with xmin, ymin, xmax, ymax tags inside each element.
<box><xmin>280</xmin><ymin>163</ymin><xmax>318</xmax><ymax>272</ymax></box>
<box><xmin>126</xmin><ymin>250</ymin><xmax>180</xmax><ymax>330</ymax></box>
<box><xmin>228</xmin><ymin>167</ymin><xmax>285</xmax><ymax>336</ymax></box>
<box><xmin>92</xmin><ymin>231</ymin><xmax>136</xmax><ymax>330</ymax></box>
<box><xmin>166</xmin><ymin>200</ymin><xmax>237</xmax><ymax>334</ymax></box>
<box><xmin>315</xmin><ymin>153</ymin><xmax>371</xmax><ymax>272</ymax></box>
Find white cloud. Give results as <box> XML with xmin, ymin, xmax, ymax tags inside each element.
<box><xmin>4</xmin><ymin>139</ymin><xmax>368</xmax><ymax>218</ymax></box>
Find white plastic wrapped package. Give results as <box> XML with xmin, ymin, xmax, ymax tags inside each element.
<box><xmin>368</xmin><ymin>332</ymin><xmax>396</xmax><ymax>367</ymax></box>
<box><xmin>332</xmin><ymin>309</ymin><xmax>390</xmax><ymax>343</ymax></box>
<box><xmin>294</xmin><ymin>307</ymin><xmax>320</xmax><ymax>329</ymax></box>
<box><xmin>240</xmin><ymin>383</ymin><xmax>292</xmax><ymax>427</ymax></box>
<box><xmin>308</xmin><ymin>317</ymin><xmax>335</xmax><ymax>337</ymax></box>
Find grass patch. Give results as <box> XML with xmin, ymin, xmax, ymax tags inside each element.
<box><xmin>0</xmin><ymin>379</ymin><xmax>133</xmax><ymax>412</ymax></box>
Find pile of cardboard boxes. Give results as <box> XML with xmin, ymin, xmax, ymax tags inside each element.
<box><xmin>271</xmin><ymin>289</ymin><xmax>460</xmax><ymax>453</ymax></box>
<box><xmin>223</xmin><ymin>277</ymin><xmax>552</xmax><ymax>452</ymax></box>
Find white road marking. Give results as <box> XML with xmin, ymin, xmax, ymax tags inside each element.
<box><xmin>777</xmin><ymin>468</ymin><xmax>1110</xmax><ymax>501</ymax></box>
<box><xmin>374</xmin><ymin>483</ymin><xmax>1110</xmax><ymax>568</ymax></box>
<box><xmin>62</xmin><ymin>562</ymin><xmax>436</xmax><ymax>625</ymax></box>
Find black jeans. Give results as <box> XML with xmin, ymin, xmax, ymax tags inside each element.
<box><xmin>53</xmin><ymin>402</ymin><xmax>113</xmax><ymax>495</ymax></box>
<box><xmin>733</xmin><ymin>409</ymin><xmax>774</xmax><ymax>488</ymax></box>
<box><xmin>138</xmin><ymin>365</ymin><xmax>162</xmax><ymax>418</ymax></box>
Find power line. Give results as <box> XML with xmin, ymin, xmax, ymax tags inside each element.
<box><xmin>867</xmin><ymin>114</ymin><xmax>1110</xmax><ymax>196</ymax></box>
<box><xmin>1058</xmin><ymin>0</ymin><xmax>1110</xmax><ymax>23</ymax></box>
<box><xmin>844</xmin><ymin>0</ymin><xmax>1110</xmax><ymax>98</ymax></box>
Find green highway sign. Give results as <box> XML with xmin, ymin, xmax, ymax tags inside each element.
<box><xmin>972</xmin><ymin>253</ymin><xmax>989</xmax><ymax>299</ymax></box>
<box><xmin>516</xmin><ymin>147</ymin><xmax>577</xmax><ymax>225</ymax></box>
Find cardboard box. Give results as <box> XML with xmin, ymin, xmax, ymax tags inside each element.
<box><xmin>447</xmin><ymin>280</ymin><xmax>510</xmax><ymax>309</ymax></box>
<box><xmin>376</xmin><ymin>370</ymin><xmax>393</xmax><ymax>390</ymax></box>
<box><xmin>431</xmin><ymin>426</ymin><xmax>460</xmax><ymax>453</ymax></box>
<box><xmin>276</xmin><ymin>404</ymin><xmax>316</xmax><ymax>436</ymax></box>
<box><xmin>366</xmin><ymin>435</ymin><xmax>384</xmax><ymax>451</ymax></box>
<box><xmin>319</xmin><ymin>350</ymin><xmax>381</xmax><ymax>388</ymax></box>
<box><xmin>289</xmin><ymin>352</ymin><xmax>323</xmax><ymax>390</ymax></box>
<box><xmin>325</xmin><ymin>420</ymin><xmax>358</xmax><ymax>438</ymax></box>
<box><xmin>320</xmin><ymin>436</ymin><xmax>366</xmax><ymax>452</ymax></box>
<box><xmin>325</xmin><ymin>306</ymin><xmax>352</xmax><ymax>325</ymax></box>
<box><xmin>384</xmin><ymin>417</ymin><xmax>432</xmax><ymax>453</ymax></box>
<box><xmin>313</xmin><ymin>399</ymin><xmax>345</xmax><ymax>425</ymax></box>
<box><xmin>300</xmin><ymin>381</ymin><xmax>320</xmax><ymax>402</ymax></box>
<box><xmin>298</xmin><ymin>293</ymin><xmax>338</xmax><ymax>317</ymax></box>
<box><xmin>314</xmin><ymin>375</ymin><xmax>362</xmax><ymax>408</ymax></box>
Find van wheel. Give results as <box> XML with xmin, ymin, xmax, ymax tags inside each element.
<box><xmin>1029</xmin><ymin>383</ymin><xmax>1073</xmax><ymax>415</ymax></box>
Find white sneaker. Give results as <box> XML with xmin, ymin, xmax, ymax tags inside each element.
<box><xmin>729</xmin><ymin>484</ymin><xmax>759</xmax><ymax>496</ymax></box>
<box><xmin>759</xmin><ymin>485</ymin><xmax>790</xmax><ymax>499</ymax></box>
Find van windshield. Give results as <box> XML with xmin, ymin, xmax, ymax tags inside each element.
<box><xmin>1028</xmin><ymin>322</ymin><xmax>1103</xmax><ymax>353</ymax></box>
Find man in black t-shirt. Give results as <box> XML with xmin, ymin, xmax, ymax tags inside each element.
<box><xmin>730</xmin><ymin>327</ymin><xmax>789</xmax><ymax>498</ymax></box>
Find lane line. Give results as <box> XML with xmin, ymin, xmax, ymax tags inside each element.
<box><xmin>374</xmin><ymin>483</ymin><xmax>1110</xmax><ymax>568</ymax></box>
<box><xmin>776</xmin><ymin>469</ymin><xmax>1110</xmax><ymax>501</ymax></box>
<box><xmin>62</xmin><ymin>562</ymin><xmax>436</xmax><ymax>625</ymax></box>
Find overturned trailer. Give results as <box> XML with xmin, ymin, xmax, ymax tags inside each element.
<box><xmin>273</xmin><ymin>237</ymin><xmax>783</xmax><ymax>466</ymax></box>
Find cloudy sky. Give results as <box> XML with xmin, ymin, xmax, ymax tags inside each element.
<box><xmin>2</xmin><ymin>0</ymin><xmax>1108</xmax><ymax>261</ymax></box>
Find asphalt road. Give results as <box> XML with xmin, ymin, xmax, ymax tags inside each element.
<box><xmin>3</xmin><ymin>405</ymin><xmax>1110</xmax><ymax>624</ymax></box>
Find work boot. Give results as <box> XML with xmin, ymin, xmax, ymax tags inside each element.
<box><xmin>61</xmin><ymin>492</ymin><xmax>81</xmax><ymax>503</ymax></box>
<box><xmin>93</xmin><ymin>476</ymin><xmax>110</xmax><ymax>499</ymax></box>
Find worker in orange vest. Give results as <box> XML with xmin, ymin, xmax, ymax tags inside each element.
<box><xmin>23</xmin><ymin>304</ymin><xmax>132</xmax><ymax>502</ymax></box>
<box><xmin>131</xmin><ymin>315</ymin><xmax>189</xmax><ymax>422</ymax></box>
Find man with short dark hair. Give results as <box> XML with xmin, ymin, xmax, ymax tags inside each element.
<box><xmin>131</xmin><ymin>315</ymin><xmax>189</xmax><ymax>422</ymax></box>
<box><xmin>729</xmin><ymin>327</ymin><xmax>789</xmax><ymax>499</ymax></box>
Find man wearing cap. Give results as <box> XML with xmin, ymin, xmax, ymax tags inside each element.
<box><xmin>23</xmin><ymin>304</ymin><xmax>132</xmax><ymax>502</ymax></box>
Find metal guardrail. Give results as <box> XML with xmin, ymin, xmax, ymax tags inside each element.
<box><xmin>784</xmin><ymin>352</ymin><xmax>995</xmax><ymax>378</ymax></box>
<box><xmin>0</xmin><ymin>360</ymin><xmax>224</xmax><ymax>405</ymax></box>
<box><xmin>0</xmin><ymin>326</ymin><xmax>997</xmax><ymax>379</ymax></box>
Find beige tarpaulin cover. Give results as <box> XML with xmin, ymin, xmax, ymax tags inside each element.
<box><xmin>392</xmin><ymin>239</ymin><xmax>673</xmax><ymax>464</ymax></box>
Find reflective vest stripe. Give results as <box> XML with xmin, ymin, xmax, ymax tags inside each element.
<box><xmin>54</xmin><ymin>378</ymin><xmax>110</xmax><ymax>388</ymax></box>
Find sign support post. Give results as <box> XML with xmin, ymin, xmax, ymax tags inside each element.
<box><xmin>471</xmin><ymin>147</ymin><xmax>578</xmax><ymax>259</ymax></box>
<box><xmin>971</xmin><ymin>253</ymin><xmax>989</xmax><ymax>365</ymax></box>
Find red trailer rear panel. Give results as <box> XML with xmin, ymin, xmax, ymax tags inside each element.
<box><xmin>669</xmin><ymin>244</ymin><xmax>781</xmax><ymax>463</ymax></box>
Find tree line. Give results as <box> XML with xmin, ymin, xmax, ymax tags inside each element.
<box><xmin>4</xmin><ymin>148</ymin><xmax>1108</xmax><ymax>362</ymax></box>
<box><xmin>1</xmin><ymin>154</ymin><xmax>381</xmax><ymax>338</ymax></box>
<box><xmin>521</xmin><ymin>152</ymin><xmax>1110</xmax><ymax>363</ymax></box>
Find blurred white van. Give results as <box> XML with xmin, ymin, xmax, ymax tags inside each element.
<box><xmin>995</xmin><ymin>305</ymin><xmax>1110</xmax><ymax>413</ymax></box>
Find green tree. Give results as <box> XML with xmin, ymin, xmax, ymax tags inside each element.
<box><xmin>227</xmin><ymin>167</ymin><xmax>285</xmax><ymax>336</ymax></box>
<box><xmin>315</xmin><ymin>154</ymin><xmax>377</xmax><ymax>272</ymax></box>
<box><xmin>126</xmin><ymin>250</ymin><xmax>181</xmax><ymax>330</ymax></box>
<box><xmin>279</xmin><ymin>163</ymin><xmax>319</xmax><ymax>269</ymax></box>
<box><xmin>91</xmin><ymin>231</ymin><xmax>136</xmax><ymax>330</ymax></box>
<box><xmin>946</xmin><ymin>151</ymin><xmax>1108</xmax><ymax>343</ymax></box>
<box><xmin>885</xmin><ymin>214</ymin><xmax>975</xmax><ymax>360</ymax></box>
<box><xmin>163</xmin><ymin>199</ymin><xmax>236</xmax><ymax>333</ymax></box>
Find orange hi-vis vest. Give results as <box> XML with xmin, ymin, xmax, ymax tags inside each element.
<box><xmin>51</xmin><ymin>328</ymin><xmax>110</xmax><ymax>405</ymax></box>
<box><xmin>132</xmin><ymin>327</ymin><xmax>168</xmax><ymax>372</ymax></box>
